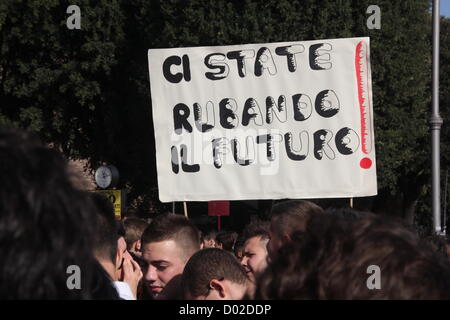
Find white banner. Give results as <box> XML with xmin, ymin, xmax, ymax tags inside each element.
<box><xmin>148</xmin><ymin>37</ymin><xmax>377</xmax><ymax>202</ymax></box>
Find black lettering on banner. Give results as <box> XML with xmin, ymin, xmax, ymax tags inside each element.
<box><xmin>171</xmin><ymin>146</ymin><xmax>180</xmax><ymax>173</ymax></box>
<box><xmin>292</xmin><ymin>93</ymin><xmax>313</xmax><ymax>121</ymax></box>
<box><xmin>212</xmin><ymin>137</ymin><xmax>229</xmax><ymax>169</ymax></box>
<box><xmin>182</xmin><ymin>55</ymin><xmax>191</xmax><ymax>81</ymax></box>
<box><xmin>173</xmin><ymin>103</ymin><xmax>193</xmax><ymax>134</ymax></box>
<box><xmin>275</xmin><ymin>44</ymin><xmax>305</xmax><ymax>72</ymax></box>
<box><xmin>227</xmin><ymin>50</ymin><xmax>255</xmax><ymax>78</ymax></box>
<box><xmin>315</xmin><ymin>89</ymin><xmax>340</xmax><ymax>118</ymax></box>
<box><xmin>313</xmin><ymin>129</ymin><xmax>335</xmax><ymax>160</ymax></box>
<box><xmin>242</xmin><ymin>98</ymin><xmax>263</xmax><ymax>126</ymax></box>
<box><xmin>219</xmin><ymin>98</ymin><xmax>239</xmax><ymax>129</ymax></box>
<box><xmin>162</xmin><ymin>55</ymin><xmax>191</xmax><ymax>83</ymax></box>
<box><xmin>266</xmin><ymin>96</ymin><xmax>287</xmax><ymax>124</ymax></box>
<box><xmin>335</xmin><ymin>127</ymin><xmax>360</xmax><ymax>155</ymax></box>
<box><xmin>231</xmin><ymin>137</ymin><xmax>255</xmax><ymax>166</ymax></box>
<box><xmin>257</xmin><ymin>134</ymin><xmax>282</xmax><ymax>161</ymax></box>
<box><xmin>254</xmin><ymin>47</ymin><xmax>277</xmax><ymax>77</ymax></box>
<box><xmin>284</xmin><ymin>131</ymin><xmax>309</xmax><ymax>161</ymax></box>
<box><xmin>309</xmin><ymin>43</ymin><xmax>332</xmax><ymax>70</ymax></box>
<box><xmin>180</xmin><ymin>144</ymin><xmax>200</xmax><ymax>172</ymax></box>
<box><xmin>204</xmin><ymin>53</ymin><xmax>229</xmax><ymax>80</ymax></box>
<box><xmin>194</xmin><ymin>102</ymin><xmax>215</xmax><ymax>132</ymax></box>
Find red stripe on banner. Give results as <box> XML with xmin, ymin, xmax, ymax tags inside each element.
<box><xmin>355</xmin><ymin>41</ymin><xmax>373</xmax><ymax>169</ymax></box>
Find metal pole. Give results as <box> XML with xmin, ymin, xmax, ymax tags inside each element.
<box><xmin>444</xmin><ymin>169</ymin><xmax>448</xmax><ymax>235</ymax></box>
<box><xmin>431</xmin><ymin>0</ymin><xmax>443</xmax><ymax>235</ymax></box>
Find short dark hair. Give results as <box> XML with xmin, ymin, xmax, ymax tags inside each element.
<box><xmin>201</xmin><ymin>230</ymin><xmax>217</xmax><ymax>242</ymax></box>
<box><xmin>242</xmin><ymin>219</ymin><xmax>270</xmax><ymax>243</ymax></box>
<box><xmin>425</xmin><ymin>234</ymin><xmax>448</xmax><ymax>260</ymax></box>
<box><xmin>182</xmin><ymin>248</ymin><xmax>248</xmax><ymax>298</ymax></box>
<box><xmin>216</xmin><ymin>231</ymin><xmax>238</xmax><ymax>252</ymax></box>
<box><xmin>91</xmin><ymin>193</ymin><xmax>118</xmax><ymax>263</ymax></box>
<box><xmin>141</xmin><ymin>213</ymin><xmax>200</xmax><ymax>261</ymax></box>
<box><xmin>256</xmin><ymin>212</ymin><xmax>450</xmax><ymax>299</ymax></box>
<box><xmin>270</xmin><ymin>200</ymin><xmax>324</xmax><ymax>236</ymax></box>
<box><xmin>0</xmin><ymin>126</ymin><xmax>118</xmax><ymax>299</ymax></box>
<box><xmin>325</xmin><ymin>207</ymin><xmax>370</xmax><ymax>222</ymax></box>
<box><xmin>123</xmin><ymin>218</ymin><xmax>149</xmax><ymax>249</ymax></box>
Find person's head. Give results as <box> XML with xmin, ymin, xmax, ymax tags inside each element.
<box><xmin>91</xmin><ymin>193</ymin><xmax>131</xmax><ymax>280</ymax></box>
<box><xmin>115</xmin><ymin>221</ymin><xmax>133</xmax><ymax>280</ymax></box>
<box><xmin>425</xmin><ymin>234</ymin><xmax>449</xmax><ymax>260</ymax></box>
<box><xmin>233</xmin><ymin>237</ymin><xmax>245</xmax><ymax>262</ymax></box>
<box><xmin>123</xmin><ymin>218</ymin><xmax>149</xmax><ymax>256</ymax></box>
<box><xmin>215</xmin><ymin>231</ymin><xmax>238</xmax><ymax>252</ymax></box>
<box><xmin>0</xmin><ymin>126</ymin><xmax>118</xmax><ymax>299</ymax></box>
<box><xmin>256</xmin><ymin>212</ymin><xmax>450</xmax><ymax>299</ymax></box>
<box><xmin>267</xmin><ymin>200</ymin><xmax>324</xmax><ymax>261</ymax></box>
<box><xmin>240</xmin><ymin>219</ymin><xmax>270</xmax><ymax>283</ymax></box>
<box><xmin>325</xmin><ymin>207</ymin><xmax>370</xmax><ymax>222</ymax></box>
<box><xmin>182</xmin><ymin>248</ymin><xmax>250</xmax><ymax>300</ymax></box>
<box><xmin>92</xmin><ymin>193</ymin><xmax>118</xmax><ymax>264</ymax></box>
<box><xmin>140</xmin><ymin>213</ymin><xmax>201</xmax><ymax>299</ymax></box>
<box><xmin>201</xmin><ymin>230</ymin><xmax>217</xmax><ymax>249</ymax></box>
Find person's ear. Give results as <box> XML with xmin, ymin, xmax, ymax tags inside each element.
<box><xmin>210</xmin><ymin>279</ymin><xmax>226</xmax><ymax>298</ymax></box>
<box><xmin>135</xmin><ymin>240</ymin><xmax>141</xmax><ymax>251</ymax></box>
<box><xmin>115</xmin><ymin>246</ymin><xmax>122</xmax><ymax>268</ymax></box>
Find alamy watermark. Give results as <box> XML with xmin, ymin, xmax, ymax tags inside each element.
<box><xmin>66</xmin><ymin>265</ymin><xmax>81</xmax><ymax>290</ymax></box>
<box><xmin>366</xmin><ymin>264</ymin><xmax>381</xmax><ymax>290</ymax></box>
<box><xmin>366</xmin><ymin>5</ymin><xmax>381</xmax><ymax>30</ymax></box>
<box><xmin>66</xmin><ymin>5</ymin><xmax>81</xmax><ymax>30</ymax></box>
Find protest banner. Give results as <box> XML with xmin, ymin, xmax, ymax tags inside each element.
<box><xmin>148</xmin><ymin>37</ymin><xmax>377</xmax><ymax>202</ymax></box>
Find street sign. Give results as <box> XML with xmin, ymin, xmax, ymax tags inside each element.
<box><xmin>208</xmin><ymin>201</ymin><xmax>230</xmax><ymax>216</ymax></box>
<box><xmin>92</xmin><ymin>189</ymin><xmax>124</xmax><ymax>220</ymax></box>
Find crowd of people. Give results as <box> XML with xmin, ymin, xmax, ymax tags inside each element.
<box><xmin>1</xmin><ymin>125</ymin><xmax>450</xmax><ymax>300</ymax></box>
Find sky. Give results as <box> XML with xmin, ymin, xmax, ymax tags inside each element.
<box><xmin>440</xmin><ymin>0</ymin><xmax>450</xmax><ymax>18</ymax></box>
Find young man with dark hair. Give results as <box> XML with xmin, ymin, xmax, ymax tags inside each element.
<box><xmin>240</xmin><ymin>219</ymin><xmax>270</xmax><ymax>284</ymax></box>
<box><xmin>267</xmin><ymin>200</ymin><xmax>324</xmax><ymax>261</ymax></box>
<box><xmin>256</xmin><ymin>211</ymin><xmax>450</xmax><ymax>299</ymax></box>
<box><xmin>182</xmin><ymin>248</ymin><xmax>251</xmax><ymax>300</ymax></box>
<box><xmin>200</xmin><ymin>230</ymin><xmax>217</xmax><ymax>249</ymax></box>
<box><xmin>123</xmin><ymin>218</ymin><xmax>149</xmax><ymax>257</ymax></box>
<box><xmin>215</xmin><ymin>231</ymin><xmax>238</xmax><ymax>252</ymax></box>
<box><xmin>140</xmin><ymin>213</ymin><xmax>201</xmax><ymax>300</ymax></box>
<box><xmin>91</xmin><ymin>193</ymin><xmax>143</xmax><ymax>300</ymax></box>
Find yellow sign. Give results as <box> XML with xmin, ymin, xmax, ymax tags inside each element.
<box><xmin>92</xmin><ymin>189</ymin><xmax>123</xmax><ymax>220</ymax></box>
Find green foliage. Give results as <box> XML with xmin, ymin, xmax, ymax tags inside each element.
<box><xmin>0</xmin><ymin>0</ymin><xmax>124</xmax><ymax>156</ymax></box>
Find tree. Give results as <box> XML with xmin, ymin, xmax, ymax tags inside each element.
<box><xmin>0</xmin><ymin>0</ymin><xmax>124</xmax><ymax>158</ymax></box>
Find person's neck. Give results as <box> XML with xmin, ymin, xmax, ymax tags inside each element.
<box><xmin>96</xmin><ymin>257</ymin><xmax>118</xmax><ymax>281</ymax></box>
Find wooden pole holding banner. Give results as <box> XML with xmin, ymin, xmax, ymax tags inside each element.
<box><xmin>183</xmin><ymin>201</ymin><xmax>188</xmax><ymax>218</ymax></box>
<box><xmin>350</xmin><ymin>198</ymin><xmax>353</xmax><ymax>208</ymax></box>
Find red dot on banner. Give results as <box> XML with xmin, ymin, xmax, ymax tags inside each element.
<box><xmin>360</xmin><ymin>158</ymin><xmax>372</xmax><ymax>169</ymax></box>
